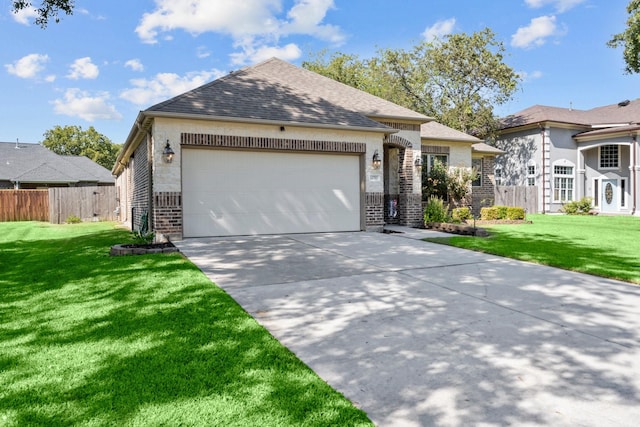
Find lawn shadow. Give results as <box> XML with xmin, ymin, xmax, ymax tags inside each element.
<box><xmin>0</xmin><ymin>225</ymin><xmax>371</xmax><ymax>426</ymax></box>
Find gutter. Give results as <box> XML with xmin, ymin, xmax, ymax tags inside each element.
<box><xmin>143</xmin><ymin>110</ymin><xmax>402</xmax><ymax>135</ymax></box>
<box><xmin>539</xmin><ymin>123</ymin><xmax>546</xmax><ymax>214</ymax></box>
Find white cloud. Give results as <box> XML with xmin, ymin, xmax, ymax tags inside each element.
<box><xmin>52</xmin><ymin>88</ymin><xmax>122</xmax><ymax>121</ymax></box>
<box><xmin>196</xmin><ymin>46</ymin><xmax>211</xmax><ymax>59</ymax></box>
<box><xmin>67</xmin><ymin>57</ymin><xmax>99</xmax><ymax>80</ymax></box>
<box><xmin>125</xmin><ymin>59</ymin><xmax>145</xmax><ymax>72</ymax></box>
<box><xmin>135</xmin><ymin>0</ymin><xmax>344</xmax><ymax>65</ymax></box>
<box><xmin>5</xmin><ymin>53</ymin><xmax>50</xmax><ymax>79</ymax></box>
<box><xmin>518</xmin><ymin>70</ymin><xmax>544</xmax><ymax>82</ymax></box>
<box><xmin>511</xmin><ymin>15</ymin><xmax>564</xmax><ymax>48</ymax></box>
<box><xmin>230</xmin><ymin>43</ymin><xmax>301</xmax><ymax>65</ymax></box>
<box><xmin>120</xmin><ymin>69</ymin><xmax>226</xmax><ymax>106</ymax></box>
<box><xmin>525</xmin><ymin>0</ymin><xmax>586</xmax><ymax>13</ymax></box>
<box><xmin>12</xmin><ymin>7</ymin><xmax>39</xmax><ymax>25</ymax></box>
<box><xmin>422</xmin><ymin>18</ymin><xmax>456</xmax><ymax>42</ymax></box>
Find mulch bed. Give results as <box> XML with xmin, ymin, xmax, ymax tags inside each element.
<box><xmin>110</xmin><ymin>241</ymin><xmax>179</xmax><ymax>256</ymax></box>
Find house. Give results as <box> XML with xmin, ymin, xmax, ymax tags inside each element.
<box><xmin>0</xmin><ymin>141</ymin><xmax>114</xmax><ymax>189</ymax></box>
<box><xmin>495</xmin><ymin>100</ymin><xmax>640</xmax><ymax>214</ymax></box>
<box><xmin>112</xmin><ymin>58</ymin><xmax>433</xmax><ymax>239</ymax></box>
<box><xmin>420</xmin><ymin>121</ymin><xmax>504</xmax><ymax>212</ymax></box>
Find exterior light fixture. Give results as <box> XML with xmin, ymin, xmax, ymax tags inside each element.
<box><xmin>372</xmin><ymin>149</ymin><xmax>381</xmax><ymax>169</ymax></box>
<box><xmin>162</xmin><ymin>140</ymin><xmax>175</xmax><ymax>164</ymax></box>
<box><xmin>414</xmin><ymin>156</ymin><xmax>423</xmax><ymax>171</ymax></box>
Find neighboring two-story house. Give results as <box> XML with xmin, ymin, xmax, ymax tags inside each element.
<box><xmin>495</xmin><ymin>100</ymin><xmax>640</xmax><ymax>214</ymax></box>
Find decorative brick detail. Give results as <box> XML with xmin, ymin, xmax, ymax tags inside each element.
<box><xmin>386</xmin><ymin>134</ymin><xmax>412</xmax><ymax>148</ymax></box>
<box><xmin>365</xmin><ymin>192</ymin><xmax>384</xmax><ymax>230</ymax></box>
<box><xmin>181</xmin><ymin>133</ymin><xmax>366</xmax><ymax>153</ymax></box>
<box><xmin>399</xmin><ymin>193</ymin><xmax>423</xmax><ymax>227</ymax></box>
<box><xmin>399</xmin><ymin>147</ymin><xmax>414</xmax><ymax>195</ymax></box>
<box><xmin>421</xmin><ymin>145</ymin><xmax>450</xmax><ymax>154</ymax></box>
<box><xmin>378</xmin><ymin>122</ymin><xmax>421</xmax><ymax>132</ymax></box>
<box><xmin>153</xmin><ymin>191</ymin><xmax>182</xmax><ymax>238</ymax></box>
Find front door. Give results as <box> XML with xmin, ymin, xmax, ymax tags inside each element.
<box><xmin>601</xmin><ymin>179</ymin><xmax>617</xmax><ymax>213</ymax></box>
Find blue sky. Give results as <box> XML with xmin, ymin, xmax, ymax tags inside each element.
<box><xmin>2</xmin><ymin>0</ymin><xmax>639</xmax><ymax>144</ymax></box>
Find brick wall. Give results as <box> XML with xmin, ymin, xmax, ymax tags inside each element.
<box><xmin>471</xmin><ymin>156</ymin><xmax>496</xmax><ymax>214</ymax></box>
<box><xmin>153</xmin><ymin>191</ymin><xmax>182</xmax><ymax>238</ymax></box>
<box><xmin>131</xmin><ymin>138</ymin><xmax>150</xmax><ymax>232</ymax></box>
<box><xmin>365</xmin><ymin>192</ymin><xmax>384</xmax><ymax>231</ymax></box>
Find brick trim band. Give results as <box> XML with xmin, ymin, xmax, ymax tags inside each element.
<box><xmin>379</xmin><ymin>122</ymin><xmax>421</xmax><ymax>132</ymax></box>
<box><xmin>385</xmin><ymin>134</ymin><xmax>412</xmax><ymax>148</ymax></box>
<box><xmin>181</xmin><ymin>133</ymin><xmax>366</xmax><ymax>153</ymax></box>
<box><xmin>422</xmin><ymin>145</ymin><xmax>450</xmax><ymax>154</ymax></box>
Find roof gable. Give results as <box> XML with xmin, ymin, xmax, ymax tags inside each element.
<box><xmin>420</xmin><ymin>121</ymin><xmax>480</xmax><ymax>143</ymax></box>
<box><xmin>147</xmin><ymin>58</ymin><xmax>430</xmax><ymax>128</ymax></box>
<box><xmin>501</xmin><ymin>99</ymin><xmax>640</xmax><ymax>131</ymax></box>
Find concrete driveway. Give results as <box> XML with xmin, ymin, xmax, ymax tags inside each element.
<box><xmin>176</xmin><ymin>229</ymin><xmax>640</xmax><ymax>427</ymax></box>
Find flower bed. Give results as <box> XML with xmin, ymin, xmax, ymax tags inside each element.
<box><xmin>425</xmin><ymin>222</ymin><xmax>489</xmax><ymax>237</ymax></box>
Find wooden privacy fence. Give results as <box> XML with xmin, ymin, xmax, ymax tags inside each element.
<box><xmin>495</xmin><ymin>186</ymin><xmax>538</xmax><ymax>213</ymax></box>
<box><xmin>49</xmin><ymin>186</ymin><xmax>117</xmax><ymax>224</ymax></box>
<box><xmin>0</xmin><ymin>186</ymin><xmax>117</xmax><ymax>223</ymax></box>
<box><xmin>0</xmin><ymin>190</ymin><xmax>49</xmax><ymax>221</ymax></box>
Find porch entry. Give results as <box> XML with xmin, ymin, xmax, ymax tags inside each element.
<box><xmin>600</xmin><ymin>179</ymin><xmax>617</xmax><ymax>213</ymax></box>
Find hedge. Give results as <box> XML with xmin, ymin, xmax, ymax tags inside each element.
<box><xmin>480</xmin><ymin>205</ymin><xmax>525</xmax><ymax>220</ymax></box>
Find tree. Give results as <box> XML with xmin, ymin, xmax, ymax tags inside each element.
<box><xmin>12</xmin><ymin>0</ymin><xmax>74</xmax><ymax>27</ymax></box>
<box><xmin>42</xmin><ymin>125</ymin><xmax>121</xmax><ymax>170</ymax></box>
<box><xmin>608</xmin><ymin>0</ymin><xmax>640</xmax><ymax>74</ymax></box>
<box><xmin>303</xmin><ymin>28</ymin><xmax>520</xmax><ymax>139</ymax></box>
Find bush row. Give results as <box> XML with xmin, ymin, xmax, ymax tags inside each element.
<box><xmin>479</xmin><ymin>206</ymin><xmax>525</xmax><ymax>220</ymax></box>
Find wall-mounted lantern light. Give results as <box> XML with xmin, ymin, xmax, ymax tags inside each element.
<box><xmin>372</xmin><ymin>149</ymin><xmax>381</xmax><ymax>169</ymax></box>
<box><xmin>162</xmin><ymin>140</ymin><xmax>175</xmax><ymax>164</ymax></box>
<box><xmin>414</xmin><ymin>156</ymin><xmax>423</xmax><ymax>172</ymax></box>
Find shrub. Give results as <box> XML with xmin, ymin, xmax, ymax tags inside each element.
<box><xmin>65</xmin><ymin>215</ymin><xmax>81</xmax><ymax>224</ymax></box>
<box><xmin>480</xmin><ymin>207</ymin><xmax>499</xmax><ymax>220</ymax></box>
<box><xmin>480</xmin><ymin>206</ymin><xmax>525</xmax><ymax>220</ymax></box>
<box><xmin>506</xmin><ymin>207</ymin><xmax>525</xmax><ymax>220</ymax></box>
<box><xmin>424</xmin><ymin>197</ymin><xmax>450</xmax><ymax>223</ymax></box>
<box><xmin>560</xmin><ymin>197</ymin><xmax>593</xmax><ymax>215</ymax></box>
<box><xmin>451</xmin><ymin>207</ymin><xmax>472</xmax><ymax>222</ymax></box>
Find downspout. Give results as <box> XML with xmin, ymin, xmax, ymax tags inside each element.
<box><xmin>633</xmin><ymin>134</ymin><xmax>637</xmax><ymax>215</ymax></box>
<box><xmin>539</xmin><ymin>123</ymin><xmax>546</xmax><ymax>214</ymax></box>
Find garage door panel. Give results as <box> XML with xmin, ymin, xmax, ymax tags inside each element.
<box><xmin>182</xmin><ymin>149</ymin><xmax>361</xmax><ymax>237</ymax></box>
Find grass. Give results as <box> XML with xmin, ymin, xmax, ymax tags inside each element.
<box><xmin>426</xmin><ymin>214</ymin><xmax>640</xmax><ymax>284</ymax></box>
<box><xmin>0</xmin><ymin>221</ymin><xmax>372</xmax><ymax>426</ymax></box>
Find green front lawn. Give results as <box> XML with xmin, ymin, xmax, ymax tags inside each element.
<box><xmin>0</xmin><ymin>222</ymin><xmax>372</xmax><ymax>426</ymax></box>
<box><xmin>426</xmin><ymin>214</ymin><xmax>640</xmax><ymax>284</ymax></box>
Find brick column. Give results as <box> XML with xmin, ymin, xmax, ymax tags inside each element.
<box><xmin>365</xmin><ymin>192</ymin><xmax>384</xmax><ymax>231</ymax></box>
<box><xmin>153</xmin><ymin>191</ymin><xmax>182</xmax><ymax>239</ymax></box>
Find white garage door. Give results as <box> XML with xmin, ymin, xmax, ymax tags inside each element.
<box><xmin>182</xmin><ymin>149</ymin><xmax>361</xmax><ymax>237</ymax></box>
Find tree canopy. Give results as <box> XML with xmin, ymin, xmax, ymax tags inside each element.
<box><xmin>608</xmin><ymin>0</ymin><xmax>640</xmax><ymax>74</ymax></box>
<box><xmin>42</xmin><ymin>125</ymin><xmax>121</xmax><ymax>170</ymax></box>
<box><xmin>12</xmin><ymin>0</ymin><xmax>74</xmax><ymax>27</ymax></box>
<box><xmin>303</xmin><ymin>28</ymin><xmax>520</xmax><ymax>139</ymax></box>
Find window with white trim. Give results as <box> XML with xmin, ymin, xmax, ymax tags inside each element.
<box><xmin>553</xmin><ymin>165</ymin><xmax>574</xmax><ymax>202</ymax></box>
<box><xmin>527</xmin><ymin>164</ymin><xmax>536</xmax><ymax>186</ymax></box>
<box><xmin>495</xmin><ymin>167</ymin><xmax>503</xmax><ymax>185</ymax></box>
<box><xmin>599</xmin><ymin>145</ymin><xmax>619</xmax><ymax>169</ymax></box>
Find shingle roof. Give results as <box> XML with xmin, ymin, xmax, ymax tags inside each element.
<box><xmin>420</xmin><ymin>121</ymin><xmax>481</xmax><ymax>143</ymax></box>
<box><xmin>501</xmin><ymin>99</ymin><xmax>640</xmax><ymax>130</ymax></box>
<box><xmin>471</xmin><ymin>142</ymin><xmax>504</xmax><ymax>155</ymax></box>
<box><xmin>0</xmin><ymin>142</ymin><xmax>113</xmax><ymax>185</ymax></box>
<box><xmin>147</xmin><ymin>57</ymin><xmax>431</xmax><ymax>128</ymax></box>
